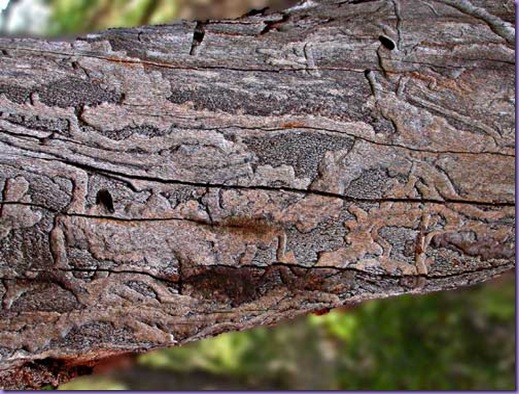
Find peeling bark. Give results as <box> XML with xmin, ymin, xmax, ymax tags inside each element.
<box><xmin>0</xmin><ymin>0</ymin><xmax>515</xmax><ymax>389</ymax></box>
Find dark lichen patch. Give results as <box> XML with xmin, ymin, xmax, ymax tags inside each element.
<box><xmin>0</xmin><ymin>346</ymin><xmax>13</xmax><ymax>359</ymax></box>
<box><xmin>0</xmin><ymin>83</ymin><xmax>33</xmax><ymax>104</ymax></box>
<box><xmin>359</xmin><ymin>110</ymin><xmax>397</xmax><ymax>135</ymax></box>
<box><xmin>495</xmin><ymin>216</ymin><xmax>516</xmax><ymax>227</ymax></box>
<box><xmin>125</xmin><ymin>280</ymin><xmax>158</xmax><ymax>299</ymax></box>
<box><xmin>243</xmin><ymin>131</ymin><xmax>354</xmax><ymax>179</ymax></box>
<box><xmin>10</xmin><ymin>282</ymin><xmax>78</xmax><ymax>313</ymax></box>
<box><xmin>344</xmin><ymin>168</ymin><xmax>392</xmax><ymax>199</ymax></box>
<box><xmin>158</xmin><ymin>186</ymin><xmax>207</xmax><ymax>209</ymax></box>
<box><xmin>26</xmin><ymin>174</ymin><xmax>72</xmax><ymax>212</ymax></box>
<box><xmin>250</xmin><ymin>244</ymin><xmax>277</xmax><ymax>265</ymax></box>
<box><xmin>67</xmin><ymin>249</ymin><xmax>106</xmax><ymax>272</ymax></box>
<box><xmin>37</xmin><ymin>78</ymin><xmax>122</xmax><ymax>109</ymax></box>
<box><xmin>425</xmin><ymin>251</ymin><xmax>459</xmax><ymax>276</ymax></box>
<box><xmin>285</xmin><ymin>211</ymin><xmax>351</xmax><ymax>265</ymax></box>
<box><xmin>168</xmin><ymin>86</ymin><xmax>274</xmax><ymax>116</ymax></box>
<box><xmin>378</xmin><ymin>226</ymin><xmax>418</xmax><ymax>262</ymax></box>
<box><xmin>87</xmin><ymin>124</ymin><xmax>168</xmax><ymax>141</ymax></box>
<box><xmin>0</xmin><ymin>221</ymin><xmax>55</xmax><ymax>274</ymax></box>
<box><xmin>58</xmin><ymin>322</ymin><xmax>135</xmax><ymax>350</ymax></box>
<box><xmin>3</xmin><ymin>113</ymin><xmax>70</xmax><ymax>135</ymax></box>
<box><xmin>167</xmin><ymin>77</ymin><xmax>369</xmax><ymax>121</ymax></box>
<box><xmin>424</xmin><ymin>248</ymin><xmax>493</xmax><ymax>278</ymax></box>
<box><xmin>0</xmin><ymin>164</ymin><xmax>71</xmax><ymax>210</ymax></box>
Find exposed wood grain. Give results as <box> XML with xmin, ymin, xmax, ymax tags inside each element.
<box><xmin>0</xmin><ymin>0</ymin><xmax>515</xmax><ymax>389</ymax></box>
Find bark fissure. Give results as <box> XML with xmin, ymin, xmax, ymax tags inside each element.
<box><xmin>0</xmin><ymin>45</ymin><xmax>368</xmax><ymax>73</ymax></box>
<box><xmin>1</xmin><ymin>146</ymin><xmax>514</xmax><ymax>207</ymax></box>
<box><xmin>0</xmin><ymin>260</ymin><xmax>508</xmax><ymax>287</ymax></box>
<box><xmin>2</xmin><ymin>118</ymin><xmax>513</xmax><ymax>159</ymax></box>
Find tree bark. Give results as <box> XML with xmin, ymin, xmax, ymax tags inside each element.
<box><xmin>0</xmin><ymin>0</ymin><xmax>515</xmax><ymax>389</ymax></box>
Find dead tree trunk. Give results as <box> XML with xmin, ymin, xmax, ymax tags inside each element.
<box><xmin>0</xmin><ymin>0</ymin><xmax>515</xmax><ymax>389</ymax></box>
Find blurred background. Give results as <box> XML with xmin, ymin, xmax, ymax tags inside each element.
<box><xmin>1</xmin><ymin>0</ymin><xmax>515</xmax><ymax>390</ymax></box>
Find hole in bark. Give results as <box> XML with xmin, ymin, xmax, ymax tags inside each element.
<box><xmin>96</xmin><ymin>189</ymin><xmax>115</xmax><ymax>213</ymax></box>
<box><xmin>243</xmin><ymin>7</ymin><xmax>269</xmax><ymax>17</ymax></box>
<box><xmin>260</xmin><ymin>14</ymin><xmax>289</xmax><ymax>35</ymax></box>
<box><xmin>378</xmin><ymin>35</ymin><xmax>395</xmax><ymax>50</ymax></box>
<box><xmin>364</xmin><ymin>69</ymin><xmax>371</xmax><ymax>77</ymax></box>
<box><xmin>39</xmin><ymin>132</ymin><xmax>55</xmax><ymax>145</ymax></box>
<box><xmin>189</xmin><ymin>22</ymin><xmax>206</xmax><ymax>55</ymax></box>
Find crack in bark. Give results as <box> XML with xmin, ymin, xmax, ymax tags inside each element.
<box><xmin>189</xmin><ymin>21</ymin><xmax>206</xmax><ymax>56</ymax></box>
<box><xmin>58</xmin><ymin>267</ymin><xmax>177</xmax><ymax>285</ymax></box>
<box><xmin>391</xmin><ymin>0</ymin><xmax>403</xmax><ymax>52</ymax></box>
<box><xmin>1</xmin><ymin>259</ymin><xmax>511</xmax><ymax>290</ymax></box>
<box><xmin>52</xmin><ymin>158</ymin><xmax>517</xmax><ymax>207</ymax></box>
<box><xmin>230</xmin><ymin>123</ymin><xmax>512</xmax><ymax>157</ymax></box>
<box><xmin>0</xmin><ymin>40</ymin><xmax>510</xmax><ymax>77</ymax></box>
<box><xmin>1</xmin><ymin>154</ymin><xmax>513</xmax><ymax>207</ymax></box>
<box><xmin>0</xmin><ymin>45</ymin><xmax>369</xmax><ymax>74</ymax></box>
<box><xmin>2</xmin><ymin>117</ymin><xmax>513</xmax><ymax>158</ymax></box>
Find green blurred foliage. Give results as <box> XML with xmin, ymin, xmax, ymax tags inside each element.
<box><xmin>311</xmin><ymin>281</ymin><xmax>515</xmax><ymax>390</ymax></box>
<box><xmin>46</xmin><ymin>0</ymin><xmax>178</xmax><ymax>36</ymax></box>
<box><xmin>133</xmin><ymin>277</ymin><xmax>515</xmax><ymax>390</ymax></box>
<box><xmin>58</xmin><ymin>376</ymin><xmax>128</xmax><ymax>390</ymax></box>
<box><xmin>60</xmin><ymin>275</ymin><xmax>516</xmax><ymax>390</ymax></box>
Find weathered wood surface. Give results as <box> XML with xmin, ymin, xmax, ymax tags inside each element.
<box><xmin>0</xmin><ymin>0</ymin><xmax>515</xmax><ymax>389</ymax></box>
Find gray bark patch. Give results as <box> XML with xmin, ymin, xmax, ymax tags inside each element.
<box><xmin>244</xmin><ymin>131</ymin><xmax>354</xmax><ymax>179</ymax></box>
<box><xmin>37</xmin><ymin>78</ymin><xmax>122</xmax><ymax>109</ymax></box>
<box><xmin>0</xmin><ymin>84</ymin><xmax>32</xmax><ymax>104</ymax></box>
<box><xmin>345</xmin><ymin>168</ymin><xmax>392</xmax><ymax>199</ymax></box>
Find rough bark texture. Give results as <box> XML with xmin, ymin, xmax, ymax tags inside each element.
<box><xmin>0</xmin><ymin>0</ymin><xmax>515</xmax><ymax>389</ymax></box>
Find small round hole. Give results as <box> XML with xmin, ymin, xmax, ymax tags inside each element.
<box><xmin>96</xmin><ymin>189</ymin><xmax>115</xmax><ymax>213</ymax></box>
<box><xmin>378</xmin><ymin>35</ymin><xmax>395</xmax><ymax>50</ymax></box>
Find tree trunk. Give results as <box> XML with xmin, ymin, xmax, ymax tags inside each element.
<box><xmin>0</xmin><ymin>0</ymin><xmax>515</xmax><ymax>389</ymax></box>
